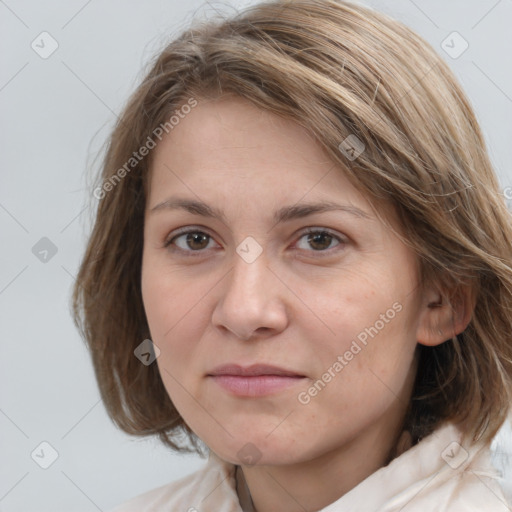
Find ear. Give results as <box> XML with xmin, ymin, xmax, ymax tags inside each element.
<box><xmin>416</xmin><ymin>283</ymin><xmax>476</xmax><ymax>347</ymax></box>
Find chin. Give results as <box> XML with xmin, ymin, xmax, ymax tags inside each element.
<box><xmin>206</xmin><ymin>431</ymin><xmax>305</xmax><ymax>467</ymax></box>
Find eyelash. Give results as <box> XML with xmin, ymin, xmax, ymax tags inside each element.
<box><xmin>163</xmin><ymin>226</ymin><xmax>347</xmax><ymax>258</ymax></box>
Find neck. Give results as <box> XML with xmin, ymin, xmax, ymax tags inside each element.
<box><xmin>239</xmin><ymin>414</ymin><xmax>408</xmax><ymax>512</ymax></box>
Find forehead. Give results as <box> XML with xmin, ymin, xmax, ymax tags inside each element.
<box><xmin>154</xmin><ymin>96</ymin><xmax>330</xmax><ymax>174</ymax></box>
<box><xmin>148</xmin><ymin>96</ymin><xmax>371</xmax><ymax>208</ymax></box>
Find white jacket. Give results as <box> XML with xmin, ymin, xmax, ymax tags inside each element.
<box><xmin>110</xmin><ymin>422</ymin><xmax>511</xmax><ymax>511</ymax></box>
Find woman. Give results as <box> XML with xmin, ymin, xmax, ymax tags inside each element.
<box><xmin>72</xmin><ymin>0</ymin><xmax>512</xmax><ymax>510</ymax></box>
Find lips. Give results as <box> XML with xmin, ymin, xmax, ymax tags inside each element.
<box><xmin>207</xmin><ymin>363</ymin><xmax>305</xmax><ymax>377</ymax></box>
<box><xmin>207</xmin><ymin>364</ymin><xmax>306</xmax><ymax>397</ymax></box>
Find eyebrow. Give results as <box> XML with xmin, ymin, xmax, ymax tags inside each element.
<box><xmin>150</xmin><ymin>196</ymin><xmax>372</xmax><ymax>224</ymax></box>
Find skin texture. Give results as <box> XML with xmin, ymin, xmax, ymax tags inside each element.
<box><xmin>141</xmin><ymin>96</ymin><xmax>470</xmax><ymax>512</ymax></box>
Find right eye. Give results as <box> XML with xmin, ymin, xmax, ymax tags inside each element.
<box><xmin>164</xmin><ymin>228</ymin><xmax>220</xmax><ymax>256</ymax></box>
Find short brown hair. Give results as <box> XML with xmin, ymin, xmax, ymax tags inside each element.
<box><xmin>72</xmin><ymin>0</ymin><xmax>512</xmax><ymax>454</ymax></box>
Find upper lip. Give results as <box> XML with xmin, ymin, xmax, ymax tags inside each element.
<box><xmin>208</xmin><ymin>364</ymin><xmax>305</xmax><ymax>377</ymax></box>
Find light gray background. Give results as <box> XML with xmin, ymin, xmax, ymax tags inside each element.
<box><xmin>1</xmin><ymin>0</ymin><xmax>511</xmax><ymax>511</ymax></box>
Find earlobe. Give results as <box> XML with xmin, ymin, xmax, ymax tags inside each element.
<box><xmin>416</xmin><ymin>286</ymin><xmax>476</xmax><ymax>347</ymax></box>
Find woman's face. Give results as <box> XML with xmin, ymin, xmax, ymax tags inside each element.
<box><xmin>141</xmin><ymin>96</ymin><xmax>428</xmax><ymax>466</ymax></box>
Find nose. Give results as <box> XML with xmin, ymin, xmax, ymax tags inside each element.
<box><xmin>211</xmin><ymin>248</ymin><xmax>289</xmax><ymax>341</ymax></box>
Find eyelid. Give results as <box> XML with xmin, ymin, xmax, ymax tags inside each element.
<box><xmin>297</xmin><ymin>227</ymin><xmax>347</xmax><ymax>241</ymax></box>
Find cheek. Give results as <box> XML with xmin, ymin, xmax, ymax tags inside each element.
<box><xmin>141</xmin><ymin>261</ymin><xmax>216</xmax><ymax>407</ymax></box>
<box><xmin>295</xmin><ymin>300</ymin><xmax>417</xmax><ymax>434</ymax></box>
<box><xmin>141</xmin><ymin>258</ymin><xmax>209</xmax><ymax>343</ymax></box>
<box><xmin>304</xmin><ymin>267</ymin><xmax>408</xmax><ymax>349</ymax></box>
<box><xmin>141</xmin><ymin>274</ymin><xmax>170</xmax><ymax>342</ymax></box>
<box><xmin>299</xmin><ymin>265</ymin><xmax>418</xmax><ymax>395</ymax></box>
<box><xmin>141</xmin><ymin>266</ymin><xmax>205</xmax><ymax>413</ymax></box>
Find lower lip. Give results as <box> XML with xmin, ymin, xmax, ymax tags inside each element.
<box><xmin>209</xmin><ymin>375</ymin><xmax>305</xmax><ymax>397</ymax></box>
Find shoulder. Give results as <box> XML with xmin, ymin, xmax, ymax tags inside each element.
<box><xmin>108</xmin><ymin>452</ymin><xmax>239</xmax><ymax>512</ymax></box>
<box><xmin>323</xmin><ymin>422</ymin><xmax>511</xmax><ymax>512</ymax></box>
<box><xmin>382</xmin><ymin>423</ymin><xmax>511</xmax><ymax>512</ymax></box>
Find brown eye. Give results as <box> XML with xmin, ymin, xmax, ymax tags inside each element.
<box><xmin>295</xmin><ymin>229</ymin><xmax>345</xmax><ymax>253</ymax></box>
<box><xmin>307</xmin><ymin>232</ymin><xmax>334</xmax><ymax>251</ymax></box>
<box><xmin>183</xmin><ymin>232</ymin><xmax>210</xmax><ymax>250</ymax></box>
<box><xmin>166</xmin><ymin>230</ymin><xmax>216</xmax><ymax>253</ymax></box>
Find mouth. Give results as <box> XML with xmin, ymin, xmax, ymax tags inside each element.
<box><xmin>207</xmin><ymin>364</ymin><xmax>306</xmax><ymax>397</ymax></box>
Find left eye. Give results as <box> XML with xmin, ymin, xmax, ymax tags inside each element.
<box><xmin>294</xmin><ymin>229</ymin><xmax>343</xmax><ymax>252</ymax></box>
